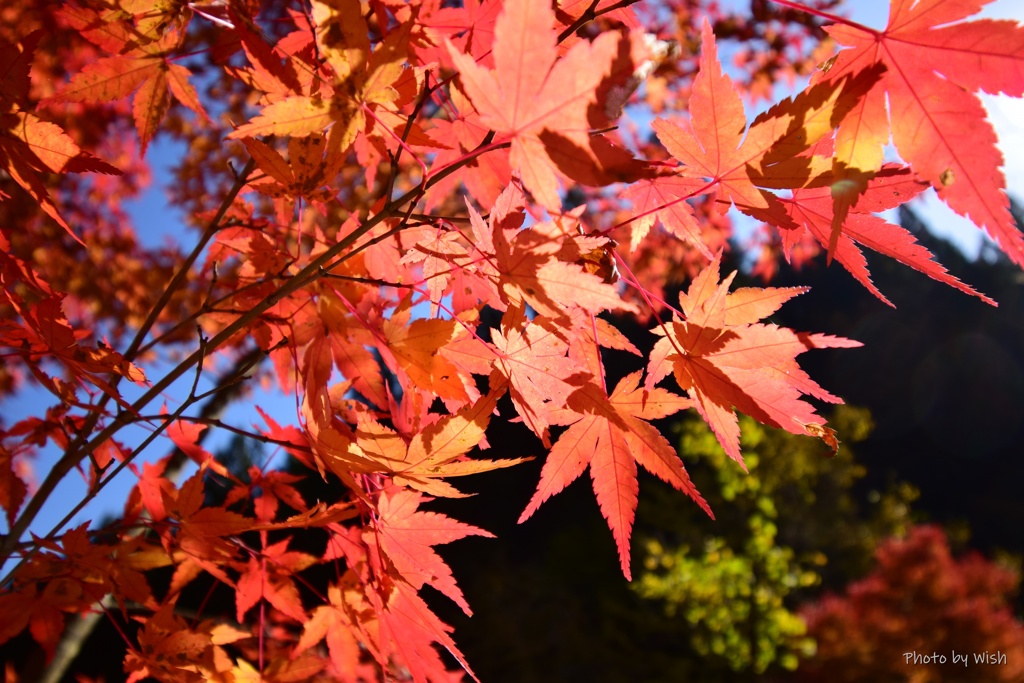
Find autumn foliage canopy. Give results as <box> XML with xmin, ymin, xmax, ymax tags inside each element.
<box><xmin>1</xmin><ymin>0</ymin><xmax>1022</xmax><ymax>680</ymax></box>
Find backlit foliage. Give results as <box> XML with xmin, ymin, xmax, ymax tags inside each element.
<box><xmin>1</xmin><ymin>0</ymin><xmax>1023</xmax><ymax>680</ymax></box>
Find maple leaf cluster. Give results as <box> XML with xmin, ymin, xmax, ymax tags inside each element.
<box><xmin>1</xmin><ymin>0</ymin><xmax>1022</xmax><ymax>681</ymax></box>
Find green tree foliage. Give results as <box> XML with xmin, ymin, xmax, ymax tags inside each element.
<box><xmin>633</xmin><ymin>406</ymin><xmax>918</xmax><ymax>678</ymax></box>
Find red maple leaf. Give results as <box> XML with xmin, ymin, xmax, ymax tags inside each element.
<box><xmin>818</xmin><ymin>0</ymin><xmax>1024</xmax><ymax>265</ymax></box>
<box><xmin>0</xmin><ymin>445</ymin><xmax>26</xmax><ymax>529</ymax></box>
<box><xmin>235</xmin><ymin>538</ymin><xmax>317</xmax><ymax>623</ymax></box>
<box><xmin>489</xmin><ymin>305</ymin><xmax>576</xmax><ymax>447</ymax></box>
<box><xmin>463</xmin><ymin>186</ymin><xmax>639</xmax><ymax>320</ymax></box>
<box><xmin>490</xmin><ymin>212</ymin><xmax>639</xmax><ymax>318</ymax></box>
<box><xmin>374</xmin><ymin>580</ymin><xmax>477</xmax><ymax>683</ymax></box>
<box><xmin>782</xmin><ymin>161</ymin><xmax>996</xmax><ymax>306</ymax></box>
<box><xmin>519</xmin><ymin>371</ymin><xmax>708</xmax><ymax>580</ymax></box>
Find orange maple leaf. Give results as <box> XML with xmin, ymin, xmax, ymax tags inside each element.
<box><xmin>242</xmin><ymin>134</ymin><xmax>343</xmax><ymax>203</ymax></box>
<box><xmin>292</xmin><ymin>577</ymin><xmax>369</xmax><ymax>677</ymax></box>
<box><xmin>649</xmin><ymin>20</ymin><xmax>876</xmax><ymax>246</ymax></box>
<box><xmin>369</xmin><ymin>487</ymin><xmax>492</xmax><ymax>615</ymax></box>
<box><xmin>352</xmin><ymin>390</ymin><xmax>527</xmax><ymax>498</ymax></box>
<box><xmin>519</xmin><ymin>371</ymin><xmax>708</xmax><ymax>580</ymax></box>
<box><xmin>646</xmin><ymin>254</ymin><xmax>859</xmax><ymax>466</ymax></box>
<box><xmin>493</xmin><ymin>214</ymin><xmax>639</xmax><ymax>318</ymax></box>
<box><xmin>124</xmin><ymin>600</ymin><xmax>245</xmax><ymax>683</ymax></box>
<box><xmin>0</xmin><ymin>36</ymin><xmax>121</xmax><ymax>239</ymax></box>
<box><xmin>0</xmin><ymin>526</ymin><xmax>159</xmax><ymax>658</ymax></box>
<box><xmin>231</xmin><ymin>654</ymin><xmax>327</xmax><ymax>683</ymax></box>
<box><xmin>227</xmin><ymin>0</ymin><xmax>421</xmax><ymax>157</ymax></box>
<box><xmin>395</xmin><ymin>390</ymin><xmax>529</xmax><ymax>496</ymax></box>
<box><xmin>3</xmin><ymin>296</ymin><xmax>146</xmax><ymax>406</ymax></box>
<box><xmin>447</xmin><ymin>0</ymin><xmax>640</xmax><ymax>212</ymax></box>
<box><xmin>166</xmin><ymin>467</ymin><xmax>252</xmax><ymax>591</ymax></box>
<box><xmin>53</xmin><ymin>33</ymin><xmax>207</xmax><ymax>154</ymax></box>
<box><xmin>378</xmin><ymin>299</ymin><xmax>474</xmax><ymax>404</ymax></box>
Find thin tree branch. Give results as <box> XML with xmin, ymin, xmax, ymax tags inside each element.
<box><xmin>33</xmin><ymin>345</ymin><xmax>268</xmax><ymax>683</ymax></box>
<box><xmin>0</xmin><ymin>131</ymin><xmax>498</xmax><ymax>568</ymax></box>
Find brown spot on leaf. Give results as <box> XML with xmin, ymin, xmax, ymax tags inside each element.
<box><xmin>804</xmin><ymin>423</ymin><xmax>840</xmax><ymax>456</ymax></box>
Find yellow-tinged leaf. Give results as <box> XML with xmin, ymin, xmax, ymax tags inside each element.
<box><xmin>406</xmin><ymin>389</ymin><xmax>495</xmax><ymax>467</ymax></box>
<box><xmin>227</xmin><ymin>95</ymin><xmax>333</xmax><ymax>139</ymax></box>
<box><xmin>209</xmin><ymin>623</ymin><xmax>249</xmax><ymax>646</ymax></box>
<box><xmin>310</xmin><ymin>0</ymin><xmax>370</xmax><ymax>84</ymax></box>
<box><xmin>362</xmin><ymin>19</ymin><xmax>410</xmax><ymax>104</ymax></box>
<box><xmin>9</xmin><ymin>112</ymin><xmax>80</xmax><ymax>173</ymax></box>
<box><xmin>119</xmin><ymin>545</ymin><xmax>174</xmax><ymax>572</ymax></box>
<box><xmin>397</xmin><ymin>390</ymin><xmax>529</xmax><ymax>496</ymax></box>
<box><xmin>380</xmin><ymin>316</ymin><xmax>469</xmax><ymax>402</ymax></box>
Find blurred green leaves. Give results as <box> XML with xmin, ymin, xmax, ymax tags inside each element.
<box><xmin>633</xmin><ymin>406</ymin><xmax>918</xmax><ymax>677</ymax></box>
